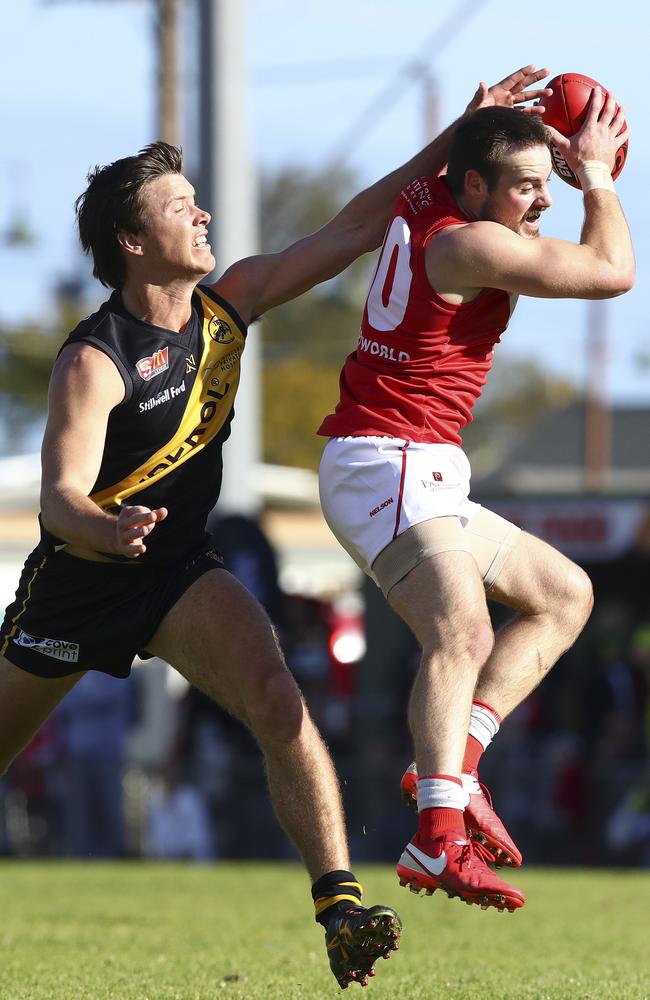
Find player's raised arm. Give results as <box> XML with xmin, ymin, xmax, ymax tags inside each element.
<box><xmin>213</xmin><ymin>64</ymin><xmax>551</xmax><ymax>323</ymax></box>
<box><xmin>40</xmin><ymin>345</ymin><xmax>167</xmax><ymax>558</ymax></box>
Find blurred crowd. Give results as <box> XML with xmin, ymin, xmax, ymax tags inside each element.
<box><xmin>1</xmin><ymin>517</ymin><xmax>649</xmax><ymax>869</ymax></box>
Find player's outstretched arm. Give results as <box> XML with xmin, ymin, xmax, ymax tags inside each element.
<box><xmin>40</xmin><ymin>344</ymin><xmax>168</xmax><ymax>558</ymax></box>
<box><xmin>213</xmin><ymin>65</ymin><xmax>551</xmax><ymax>323</ymax></box>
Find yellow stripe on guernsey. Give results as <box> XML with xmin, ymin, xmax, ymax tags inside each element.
<box><xmin>91</xmin><ymin>290</ymin><xmax>244</xmax><ymax>510</ymax></box>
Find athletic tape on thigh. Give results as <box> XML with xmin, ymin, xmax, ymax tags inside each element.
<box><xmin>371</xmin><ymin>517</ymin><xmax>471</xmax><ymax>597</ymax></box>
<box><xmin>464</xmin><ymin>507</ymin><xmax>521</xmax><ymax>589</ymax></box>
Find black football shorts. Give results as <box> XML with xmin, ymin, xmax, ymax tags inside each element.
<box><xmin>0</xmin><ymin>539</ymin><xmax>224</xmax><ymax>679</ymax></box>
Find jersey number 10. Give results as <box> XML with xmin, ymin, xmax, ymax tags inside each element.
<box><xmin>366</xmin><ymin>216</ymin><xmax>413</xmax><ymax>333</ymax></box>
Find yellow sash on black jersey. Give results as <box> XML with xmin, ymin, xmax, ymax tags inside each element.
<box><xmin>90</xmin><ymin>289</ymin><xmax>245</xmax><ymax>510</ymax></box>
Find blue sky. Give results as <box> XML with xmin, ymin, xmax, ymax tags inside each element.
<box><xmin>2</xmin><ymin>0</ymin><xmax>649</xmax><ymax>404</ymax></box>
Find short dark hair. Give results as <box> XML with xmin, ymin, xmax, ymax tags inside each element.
<box><xmin>75</xmin><ymin>141</ymin><xmax>183</xmax><ymax>290</ymax></box>
<box><xmin>446</xmin><ymin>107</ymin><xmax>549</xmax><ymax>196</ymax></box>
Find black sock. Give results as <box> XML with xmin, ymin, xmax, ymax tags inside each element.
<box><xmin>312</xmin><ymin>869</ymin><xmax>363</xmax><ymax>927</ymax></box>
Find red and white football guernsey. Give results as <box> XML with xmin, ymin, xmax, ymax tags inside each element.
<box><xmin>318</xmin><ymin>175</ymin><xmax>516</xmax><ymax>446</ymax></box>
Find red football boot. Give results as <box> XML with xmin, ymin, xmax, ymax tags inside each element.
<box><xmin>463</xmin><ymin>768</ymin><xmax>522</xmax><ymax>868</ymax></box>
<box><xmin>396</xmin><ymin>833</ymin><xmax>525</xmax><ymax>912</ymax></box>
<box><xmin>400</xmin><ymin>762</ymin><xmax>418</xmax><ymax>807</ymax></box>
<box><xmin>399</xmin><ymin>763</ymin><xmax>522</xmax><ymax>868</ymax></box>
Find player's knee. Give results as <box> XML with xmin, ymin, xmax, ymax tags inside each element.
<box><xmin>558</xmin><ymin>564</ymin><xmax>594</xmax><ymax>637</ymax></box>
<box><xmin>245</xmin><ymin>667</ymin><xmax>306</xmax><ymax>743</ymax></box>
<box><xmin>423</xmin><ymin>615</ymin><xmax>494</xmax><ymax>672</ymax></box>
<box><xmin>539</xmin><ymin>561</ymin><xmax>593</xmax><ymax>648</ymax></box>
<box><xmin>463</xmin><ymin>617</ymin><xmax>495</xmax><ymax>669</ymax></box>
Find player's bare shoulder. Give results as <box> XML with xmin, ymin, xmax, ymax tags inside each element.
<box><xmin>208</xmin><ymin>258</ymin><xmax>261</xmax><ymax>325</ymax></box>
<box><xmin>51</xmin><ymin>342</ymin><xmax>125</xmax><ymax>410</ymax></box>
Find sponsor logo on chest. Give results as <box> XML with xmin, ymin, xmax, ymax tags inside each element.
<box><xmin>139</xmin><ymin>379</ymin><xmax>187</xmax><ymax>413</ymax></box>
<box><xmin>136</xmin><ymin>347</ymin><xmax>170</xmax><ymax>381</ymax></box>
<box><xmin>137</xmin><ymin>381</ymin><xmax>232</xmax><ymax>484</ymax></box>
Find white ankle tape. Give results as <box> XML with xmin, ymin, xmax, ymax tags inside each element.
<box><xmin>468</xmin><ymin>703</ymin><xmax>500</xmax><ymax>750</ymax></box>
<box><xmin>416</xmin><ymin>777</ymin><xmax>469</xmax><ymax>811</ymax></box>
<box><xmin>577</xmin><ymin>160</ymin><xmax>616</xmax><ymax>193</ymax></box>
<box><xmin>461</xmin><ymin>771</ymin><xmax>482</xmax><ymax>796</ymax></box>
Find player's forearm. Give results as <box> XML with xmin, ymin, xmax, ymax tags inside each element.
<box><xmin>40</xmin><ymin>483</ymin><xmax>118</xmax><ymax>553</ymax></box>
<box><xmin>580</xmin><ymin>192</ymin><xmax>635</xmax><ymax>296</ymax></box>
<box><xmin>342</xmin><ymin>119</ymin><xmax>460</xmax><ymax>252</ymax></box>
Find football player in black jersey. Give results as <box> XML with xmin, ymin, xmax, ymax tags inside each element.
<box><xmin>0</xmin><ymin>67</ymin><xmax>550</xmax><ymax>988</ymax></box>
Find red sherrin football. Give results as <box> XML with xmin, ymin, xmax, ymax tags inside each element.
<box><xmin>540</xmin><ymin>72</ymin><xmax>628</xmax><ymax>189</ymax></box>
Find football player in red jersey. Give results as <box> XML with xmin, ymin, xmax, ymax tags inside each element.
<box><xmin>0</xmin><ymin>66</ymin><xmax>550</xmax><ymax>986</ymax></box>
<box><xmin>319</xmin><ymin>88</ymin><xmax>633</xmax><ymax>911</ymax></box>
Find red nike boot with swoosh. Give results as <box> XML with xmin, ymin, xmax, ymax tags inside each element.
<box><xmin>400</xmin><ymin>762</ymin><xmax>522</xmax><ymax>868</ymax></box>
<box><xmin>396</xmin><ymin>834</ymin><xmax>525</xmax><ymax>912</ymax></box>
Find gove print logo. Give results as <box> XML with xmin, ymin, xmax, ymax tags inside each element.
<box><xmin>15</xmin><ymin>630</ymin><xmax>80</xmax><ymax>663</ymax></box>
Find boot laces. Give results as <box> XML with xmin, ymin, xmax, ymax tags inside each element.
<box><xmin>457</xmin><ymin>841</ymin><xmax>473</xmax><ymax>870</ymax></box>
<box><xmin>472</xmin><ymin>838</ymin><xmax>496</xmax><ymax>866</ymax></box>
<box><xmin>478</xmin><ymin>781</ymin><xmax>493</xmax><ymax>808</ymax></box>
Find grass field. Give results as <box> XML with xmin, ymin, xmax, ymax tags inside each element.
<box><xmin>1</xmin><ymin>861</ymin><xmax>649</xmax><ymax>1000</ymax></box>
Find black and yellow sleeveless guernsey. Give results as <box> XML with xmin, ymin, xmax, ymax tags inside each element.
<box><xmin>48</xmin><ymin>284</ymin><xmax>247</xmax><ymax>566</ymax></box>
<box><xmin>0</xmin><ymin>285</ymin><xmax>247</xmax><ymax>679</ymax></box>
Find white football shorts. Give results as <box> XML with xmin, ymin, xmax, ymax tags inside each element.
<box><xmin>319</xmin><ymin>436</ymin><xmax>520</xmax><ymax>596</ymax></box>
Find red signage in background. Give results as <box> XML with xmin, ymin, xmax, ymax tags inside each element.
<box><xmin>489</xmin><ymin>500</ymin><xmax>650</xmax><ymax>562</ymax></box>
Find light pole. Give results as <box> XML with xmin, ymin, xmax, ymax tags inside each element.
<box><xmin>197</xmin><ymin>0</ymin><xmax>260</xmax><ymax>515</ymax></box>
<box><xmin>584</xmin><ymin>300</ymin><xmax>611</xmax><ymax>492</ymax></box>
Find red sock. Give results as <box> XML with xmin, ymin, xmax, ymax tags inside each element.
<box><xmin>416</xmin><ymin>774</ymin><xmax>466</xmax><ymax>841</ymax></box>
<box><xmin>462</xmin><ymin>733</ymin><xmax>484</xmax><ymax>773</ymax></box>
<box><xmin>418</xmin><ymin>806</ymin><xmax>466</xmax><ymax>840</ymax></box>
